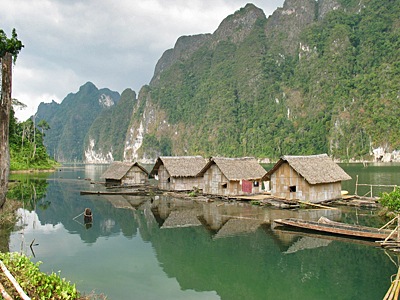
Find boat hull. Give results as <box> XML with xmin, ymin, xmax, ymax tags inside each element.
<box><xmin>274</xmin><ymin>218</ymin><xmax>395</xmax><ymax>240</ymax></box>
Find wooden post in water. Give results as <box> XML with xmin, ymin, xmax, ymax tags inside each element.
<box><xmin>354</xmin><ymin>175</ymin><xmax>359</xmax><ymax>196</ymax></box>
<box><xmin>397</xmin><ymin>214</ymin><xmax>400</xmax><ymax>244</ymax></box>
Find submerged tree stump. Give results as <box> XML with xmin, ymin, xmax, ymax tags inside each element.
<box><xmin>84</xmin><ymin>208</ymin><xmax>93</xmax><ymax>223</ymax></box>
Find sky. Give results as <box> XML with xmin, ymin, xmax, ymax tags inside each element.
<box><xmin>1</xmin><ymin>0</ymin><xmax>285</xmax><ymax>121</ymax></box>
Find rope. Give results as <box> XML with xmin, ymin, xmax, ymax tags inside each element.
<box><xmin>72</xmin><ymin>212</ymin><xmax>84</xmax><ymax>220</ymax></box>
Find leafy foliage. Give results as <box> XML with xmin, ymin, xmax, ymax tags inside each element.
<box><xmin>134</xmin><ymin>0</ymin><xmax>400</xmax><ymax>160</ymax></box>
<box><xmin>6</xmin><ymin>178</ymin><xmax>49</xmax><ymax>210</ymax></box>
<box><xmin>379</xmin><ymin>187</ymin><xmax>400</xmax><ymax>211</ymax></box>
<box><xmin>0</xmin><ymin>252</ymin><xmax>80</xmax><ymax>299</ymax></box>
<box><xmin>0</xmin><ymin>28</ymin><xmax>24</xmax><ymax>61</ymax></box>
<box><xmin>36</xmin><ymin>82</ymin><xmax>120</xmax><ymax>162</ymax></box>
<box><xmin>9</xmin><ymin>105</ymin><xmax>58</xmax><ymax>170</ymax></box>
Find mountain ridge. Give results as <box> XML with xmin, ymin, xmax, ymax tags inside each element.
<box><xmin>36</xmin><ymin>0</ymin><xmax>400</xmax><ymax>163</ymax></box>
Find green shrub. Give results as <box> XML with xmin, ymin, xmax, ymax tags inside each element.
<box><xmin>379</xmin><ymin>187</ymin><xmax>400</xmax><ymax>211</ymax></box>
<box><xmin>0</xmin><ymin>252</ymin><xmax>79</xmax><ymax>299</ymax></box>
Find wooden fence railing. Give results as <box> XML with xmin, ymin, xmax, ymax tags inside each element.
<box><xmin>354</xmin><ymin>175</ymin><xmax>398</xmax><ymax>197</ymax></box>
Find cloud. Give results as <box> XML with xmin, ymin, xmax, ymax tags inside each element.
<box><xmin>1</xmin><ymin>0</ymin><xmax>284</xmax><ymax>121</ymax></box>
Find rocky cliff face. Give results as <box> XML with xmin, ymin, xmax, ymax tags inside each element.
<box><xmin>318</xmin><ymin>0</ymin><xmax>341</xmax><ymax>21</ymax></box>
<box><xmin>211</xmin><ymin>4</ymin><xmax>266</xmax><ymax>46</ymax></box>
<box><xmin>83</xmin><ymin>88</ymin><xmax>136</xmax><ymax>163</ymax></box>
<box><xmin>266</xmin><ymin>0</ymin><xmax>317</xmax><ymax>56</ymax></box>
<box><xmin>150</xmin><ymin>34</ymin><xmax>211</xmax><ymax>87</ymax></box>
<box><xmin>37</xmin><ymin>82</ymin><xmax>120</xmax><ymax>162</ymax></box>
<box><xmin>41</xmin><ymin>0</ymin><xmax>399</xmax><ymax>164</ymax></box>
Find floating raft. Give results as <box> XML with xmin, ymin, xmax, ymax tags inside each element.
<box><xmin>274</xmin><ymin>217</ymin><xmax>395</xmax><ymax>240</ymax></box>
<box><xmin>80</xmin><ymin>190</ymin><xmax>157</xmax><ymax>196</ymax></box>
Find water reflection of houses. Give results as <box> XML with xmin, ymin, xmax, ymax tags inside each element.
<box><xmin>105</xmin><ymin>195</ymin><xmax>147</xmax><ymax>210</ymax></box>
<box><xmin>147</xmin><ymin>195</ymin><xmax>342</xmax><ymax>249</ymax></box>
<box><xmin>284</xmin><ymin>237</ymin><xmax>332</xmax><ymax>254</ymax></box>
<box><xmin>149</xmin><ymin>196</ymin><xmax>204</xmax><ymax>228</ymax></box>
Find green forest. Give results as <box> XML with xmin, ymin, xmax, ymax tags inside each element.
<box><xmin>9</xmin><ymin>101</ymin><xmax>58</xmax><ymax>170</ymax></box>
<box><xmin>36</xmin><ymin>82</ymin><xmax>120</xmax><ymax>162</ymax></box>
<box><xmin>33</xmin><ymin>0</ymin><xmax>400</xmax><ymax>162</ymax></box>
<box><xmin>134</xmin><ymin>0</ymin><xmax>400</xmax><ymax>161</ymax></box>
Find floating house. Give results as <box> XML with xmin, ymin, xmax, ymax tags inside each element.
<box><xmin>197</xmin><ymin>157</ymin><xmax>267</xmax><ymax>196</ymax></box>
<box><xmin>149</xmin><ymin>156</ymin><xmax>206</xmax><ymax>191</ymax></box>
<box><xmin>100</xmin><ymin>161</ymin><xmax>149</xmax><ymax>186</ymax></box>
<box><xmin>262</xmin><ymin>154</ymin><xmax>351</xmax><ymax>203</ymax></box>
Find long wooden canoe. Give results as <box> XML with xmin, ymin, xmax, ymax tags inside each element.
<box><xmin>274</xmin><ymin>217</ymin><xmax>396</xmax><ymax>240</ymax></box>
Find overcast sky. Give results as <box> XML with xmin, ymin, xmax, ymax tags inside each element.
<box><xmin>1</xmin><ymin>0</ymin><xmax>285</xmax><ymax>121</ymax></box>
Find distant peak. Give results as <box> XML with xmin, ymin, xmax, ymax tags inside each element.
<box><xmin>212</xmin><ymin>3</ymin><xmax>266</xmax><ymax>45</ymax></box>
<box><xmin>79</xmin><ymin>81</ymin><xmax>98</xmax><ymax>93</ymax></box>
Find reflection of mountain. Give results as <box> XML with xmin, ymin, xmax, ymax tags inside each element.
<box><xmin>138</xmin><ymin>217</ymin><xmax>393</xmax><ymax>300</ymax></box>
<box><xmin>30</xmin><ymin>177</ymin><xmax>394</xmax><ymax>299</ymax></box>
<box><xmin>140</xmin><ymin>221</ymin><xmax>391</xmax><ymax>299</ymax></box>
<box><xmin>34</xmin><ymin>177</ymin><xmax>122</xmax><ymax>244</ymax></box>
<box><xmin>130</xmin><ymin>198</ymin><xmax>390</xmax><ymax>299</ymax></box>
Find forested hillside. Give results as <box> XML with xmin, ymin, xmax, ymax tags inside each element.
<box><xmin>36</xmin><ymin>82</ymin><xmax>120</xmax><ymax>162</ymax></box>
<box><xmin>35</xmin><ymin>0</ymin><xmax>400</xmax><ymax>163</ymax></box>
<box><xmin>9</xmin><ymin>102</ymin><xmax>57</xmax><ymax>170</ymax></box>
<box><xmin>128</xmin><ymin>0</ymin><xmax>400</xmax><ymax>162</ymax></box>
<box><xmin>84</xmin><ymin>88</ymin><xmax>136</xmax><ymax>162</ymax></box>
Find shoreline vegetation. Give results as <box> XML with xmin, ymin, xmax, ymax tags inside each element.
<box><xmin>0</xmin><ymin>200</ymin><xmax>106</xmax><ymax>299</ymax></box>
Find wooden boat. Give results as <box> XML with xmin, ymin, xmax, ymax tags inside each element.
<box><xmin>274</xmin><ymin>217</ymin><xmax>396</xmax><ymax>240</ymax></box>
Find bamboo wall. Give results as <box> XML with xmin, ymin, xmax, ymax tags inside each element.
<box><xmin>121</xmin><ymin>165</ymin><xmax>148</xmax><ymax>185</ymax></box>
<box><xmin>157</xmin><ymin>165</ymin><xmax>203</xmax><ymax>191</ymax></box>
<box><xmin>203</xmin><ymin>164</ymin><xmax>263</xmax><ymax>196</ymax></box>
<box><xmin>270</xmin><ymin>162</ymin><xmax>343</xmax><ymax>203</ymax></box>
<box><xmin>158</xmin><ymin>165</ymin><xmax>171</xmax><ymax>190</ymax></box>
<box><xmin>172</xmin><ymin>177</ymin><xmax>204</xmax><ymax>191</ymax></box>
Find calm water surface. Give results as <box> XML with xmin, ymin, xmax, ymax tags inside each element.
<box><xmin>6</xmin><ymin>163</ymin><xmax>400</xmax><ymax>299</ymax></box>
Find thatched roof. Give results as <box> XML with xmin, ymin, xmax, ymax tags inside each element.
<box><xmin>198</xmin><ymin>157</ymin><xmax>267</xmax><ymax>181</ymax></box>
<box><xmin>263</xmin><ymin>154</ymin><xmax>351</xmax><ymax>184</ymax></box>
<box><xmin>105</xmin><ymin>195</ymin><xmax>136</xmax><ymax>210</ymax></box>
<box><xmin>160</xmin><ymin>209</ymin><xmax>203</xmax><ymax>229</ymax></box>
<box><xmin>100</xmin><ymin>161</ymin><xmax>148</xmax><ymax>180</ymax></box>
<box><xmin>213</xmin><ymin>218</ymin><xmax>263</xmax><ymax>239</ymax></box>
<box><xmin>149</xmin><ymin>156</ymin><xmax>206</xmax><ymax>178</ymax></box>
<box><xmin>284</xmin><ymin>237</ymin><xmax>331</xmax><ymax>254</ymax></box>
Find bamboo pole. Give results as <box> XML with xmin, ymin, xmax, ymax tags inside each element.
<box><xmin>388</xmin><ymin>270</ymin><xmax>400</xmax><ymax>300</ymax></box>
<box><xmin>0</xmin><ymin>260</ymin><xmax>30</xmax><ymax>300</ymax></box>
<box><xmin>355</xmin><ymin>175</ymin><xmax>359</xmax><ymax>195</ymax></box>
<box><xmin>380</xmin><ymin>216</ymin><xmax>398</xmax><ymax>231</ymax></box>
<box><xmin>398</xmin><ymin>214</ymin><xmax>400</xmax><ymax>244</ymax></box>
<box><xmin>296</xmin><ymin>200</ymin><xmax>337</xmax><ymax>210</ymax></box>
<box><xmin>384</xmin><ymin>280</ymin><xmax>394</xmax><ymax>300</ymax></box>
<box><xmin>357</xmin><ymin>184</ymin><xmax>398</xmax><ymax>187</ymax></box>
<box><xmin>0</xmin><ymin>281</ymin><xmax>13</xmax><ymax>300</ymax></box>
<box><xmin>383</xmin><ymin>226</ymin><xmax>399</xmax><ymax>244</ymax></box>
<box><xmin>395</xmin><ymin>281</ymin><xmax>400</xmax><ymax>300</ymax></box>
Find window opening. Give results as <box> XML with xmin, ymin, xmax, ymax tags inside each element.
<box><xmin>289</xmin><ymin>186</ymin><xmax>296</xmax><ymax>192</ymax></box>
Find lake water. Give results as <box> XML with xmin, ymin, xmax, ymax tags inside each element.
<box><xmin>6</xmin><ymin>163</ymin><xmax>400</xmax><ymax>299</ymax></box>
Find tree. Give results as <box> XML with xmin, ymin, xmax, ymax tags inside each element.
<box><xmin>0</xmin><ymin>29</ymin><xmax>23</xmax><ymax>208</ymax></box>
<box><xmin>37</xmin><ymin>119</ymin><xmax>51</xmax><ymax>136</ymax></box>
